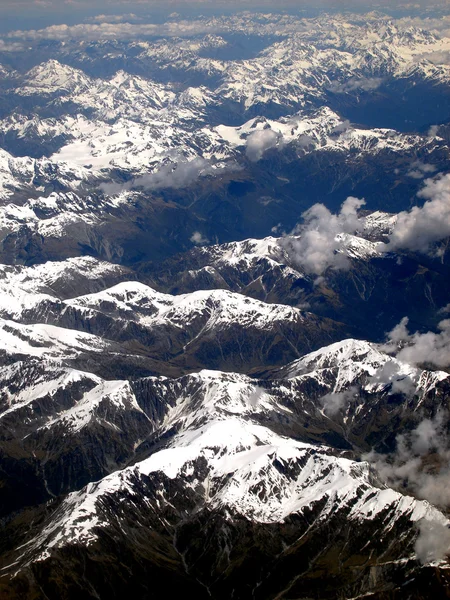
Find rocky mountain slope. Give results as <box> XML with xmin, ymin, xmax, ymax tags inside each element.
<box><xmin>1</xmin><ymin>9</ymin><xmax>450</xmax><ymax>600</ymax></box>
<box><xmin>1</xmin><ymin>339</ymin><xmax>449</xmax><ymax>598</ymax></box>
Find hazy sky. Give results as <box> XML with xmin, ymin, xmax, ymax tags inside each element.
<box><xmin>0</xmin><ymin>0</ymin><xmax>448</xmax><ymax>35</ymax></box>
<box><xmin>1</xmin><ymin>0</ymin><xmax>448</xmax><ymax>18</ymax></box>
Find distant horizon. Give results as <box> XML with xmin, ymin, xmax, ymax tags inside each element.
<box><xmin>1</xmin><ymin>1</ymin><xmax>449</xmax><ymax>36</ymax></box>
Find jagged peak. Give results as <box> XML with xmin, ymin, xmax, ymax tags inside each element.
<box><xmin>23</xmin><ymin>59</ymin><xmax>92</xmax><ymax>92</ymax></box>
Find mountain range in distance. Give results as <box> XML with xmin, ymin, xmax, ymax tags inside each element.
<box><xmin>0</xmin><ymin>9</ymin><xmax>450</xmax><ymax>600</ymax></box>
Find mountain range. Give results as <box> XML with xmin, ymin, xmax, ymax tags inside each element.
<box><xmin>1</xmin><ymin>10</ymin><xmax>450</xmax><ymax>599</ymax></box>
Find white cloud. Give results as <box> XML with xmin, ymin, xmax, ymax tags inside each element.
<box><xmin>438</xmin><ymin>303</ymin><xmax>450</xmax><ymax>315</ymax></box>
<box><xmin>327</xmin><ymin>77</ymin><xmax>383</xmax><ymax>94</ymax></box>
<box><xmin>331</xmin><ymin>119</ymin><xmax>352</xmax><ymax>134</ymax></box>
<box><xmin>282</xmin><ymin>196</ymin><xmax>366</xmax><ymax>276</ymax></box>
<box><xmin>0</xmin><ymin>39</ymin><xmax>24</xmax><ymax>52</ymax></box>
<box><xmin>428</xmin><ymin>125</ymin><xmax>440</xmax><ymax>138</ymax></box>
<box><xmin>369</xmin><ymin>360</ymin><xmax>418</xmax><ymax>396</ymax></box>
<box><xmin>190</xmin><ymin>231</ymin><xmax>209</xmax><ymax>244</ymax></box>
<box><xmin>397</xmin><ymin>320</ymin><xmax>450</xmax><ymax>369</ymax></box>
<box><xmin>417</xmin><ymin>50</ymin><xmax>450</xmax><ymax>65</ymax></box>
<box><xmin>135</xmin><ymin>158</ymin><xmax>215</xmax><ymax>189</ymax></box>
<box><xmin>363</xmin><ymin>411</ymin><xmax>450</xmax><ymax>563</ymax></box>
<box><xmin>100</xmin><ymin>158</ymin><xmax>225</xmax><ymax>195</ymax></box>
<box><xmin>395</xmin><ymin>15</ymin><xmax>450</xmax><ymax>39</ymax></box>
<box><xmin>2</xmin><ymin>9</ymin><xmax>450</xmax><ymax>45</ymax></box>
<box><xmin>0</xmin><ymin>10</ymin><xmax>357</xmax><ymax>43</ymax></box>
<box><xmin>385</xmin><ymin>316</ymin><xmax>411</xmax><ymax>345</ymax></box>
<box><xmin>5</xmin><ymin>18</ymin><xmax>226</xmax><ymax>42</ymax></box>
<box><xmin>7</xmin><ymin>22</ymin><xmax>159</xmax><ymax>41</ymax></box>
<box><xmin>382</xmin><ymin>316</ymin><xmax>450</xmax><ymax>369</ymax></box>
<box><xmin>267</xmin><ymin>169</ymin><xmax>449</xmax><ymax>278</ymax></box>
<box><xmin>365</xmin><ymin>411</ymin><xmax>450</xmax><ymax>565</ymax></box>
<box><xmin>406</xmin><ymin>160</ymin><xmax>437</xmax><ymax>179</ymax></box>
<box><xmin>365</xmin><ymin>413</ymin><xmax>450</xmax><ymax>506</ymax></box>
<box><xmin>320</xmin><ymin>386</ymin><xmax>359</xmax><ymax>417</ymax></box>
<box><xmin>86</xmin><ymin>14</ymin><xmax>141</xmax><ymax>24</ymax></box>
<box><xmin>247</xmin><ymin>386</ymin><xmax>266</xmax><ymax>408</ymax></box>
<box><xmin>245</xmin><ymin>129</ymin><xmax>280</xmax><ymax>162</ymax></box>
<box><xmin>415</xmin><ymin>520</ymin><xmax>450</xmax><ymax>564</ymax></box>
<box><xmin>381</xmin><ymin>173</ymin><xmax>450</xmax><ymax>255</ymax></box>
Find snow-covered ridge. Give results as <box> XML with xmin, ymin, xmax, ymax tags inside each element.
<box><xmin>0</xmin><ymin>361</ymin><xmax>101</xmax><ymax>421</ymax></box>
<box><xmin>0</xmin><ymin>104</ymin><xmax>434</xmax><ymax>179</ymax></box>
<box><xmin>216</xmin><ymin>107</ymin><xmax>431</xmax><ymax>156</ymax></box>
<box><xmin>187</xmin><ymin>226</ymin><xmax>387</xmax><ymax>278</ymax></box>
<box><xmin>0</xmin><ymin>257</ymin><xmax>131</xmax><ymax>320</ymax></box>
<box><xmin>0</xmin><ymin>318</ymin><xmax>111</xmax><ymax>359</ymax></box>
<box><xmin>0</xmin><ymin>146</ymin><xmax>95</xmax><ymax>201</ymax></box>
<box><xmin>0</xmin><ymin>224</ymin><xmax>391</xmax><ymax>325</ymax></box>
<box><xmin>64</xmin><ymin>281</ymin><xmax>308</xmax><ymax>328</ymax></box>
<box><xmin>364</xmin><ymin>210</ymin><xmax>398</xmax><ymax>237</ymax></box>
<box><xmin>275</xmin><ymin>337</ymin><xmax>448</xmax><ymax>396</ymax></box>
<box><xmin>0</xmin><ymin>257</ymin><xmax>129</xmax><ymax>299</ymax></box>
<box><xmin>2</xmin><ymin>337</ymin><xmax>447</xmax><ymax>458</ymax></box>
<box><xmin>1</xmin><ymin>13</ymin><xmax>450</xmax><ymax>595</ymax></box>
<box><xmin>15</xmin><ymin>417</ymin><xmax>446</xmax><ymax>565</ymax></box>
<box><xmin>16</xmin><ymin>60</ymin><xmax>92</xmax><ymax>96</ymax></box>
<box><xmin>2</xmin><ymin>328</ymin><xmax>449</xmax><ymax>578</ymax></box>
<box><xmin>0</xmin><ymin>268</ymin><xmax>346</xmax><ymax>380</ymax></box>
<box><xmin>39</xmin><ymin>379</ymin><xmax>143</xmax><ymax>434</ymax></box>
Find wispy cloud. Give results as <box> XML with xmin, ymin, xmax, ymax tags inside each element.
<box><xmin>278</xmin><ymin>169</ymin><xmax>450</xmax><ymax>279</ymax></box>
<box><xmin>381</xmin><ymin>173</ymin><xmax>450</xmax><ymax>255</ymax></box>
<box><xmin>327</xmin><ymin>77</ymin><xmax>384</xmax><ymax>94</ymax></box>
<box><xmin>85</xmin><ymin>13</ymin><xmax>142</xmax><ymax>24</ymax></box>
<box><xmin>365</xmin><ymin>411</ymin><xmax>450</xmax><ymax>562</ymax></box>
<box><xmin>100</xmin><ymin>158</ymin><xmax>233</xmax><ymax>195</ymax></box>
<box><xmin>369</xmin><ymin>360</ymin><xmax>418</xmax><ymax>396</ymax></box>
<box><xmin>4</xmin><ymin>17</ymin><xmax>228</xmax><ymax>41</ymax></box>
<box><xmin>245</xmin><ymin>129</ymin><xmax>280</xmax><ymax>162</ymax></box>
<box><xmin>382</xmin><ymin>316</ymin><xmax>450</xmax><ymax>369</ymax></box>
<box><xmin>282</xmin><ymin>196</ymin><xmax>366</xmax><ymax>277</ymax></box>
<box><xmin>406</xmin><ymin>160</ymin><xmax>437</xmax><ymax>179</ymax></box>
<box><xmin>190</xmin><ymin>231</ymin><xmax>209</xmax><ymax>244</ymax></box>
<box><xmin>320</xmin><ymin>386</ymin><xmax>359</xmax><ymax>417</ymax></box>
<box><xmin>396</xmin><ymin>14</ymin><xmax>450</xmax><ymax>39</ymax></box>
<box><xmin>4</xmin><ymin>9</ymin><xmax>448</xmax><ymax>44</ymax></box>
<box><xmin>0</xmin><ymin>39</ymin><xmax>24</xmax><ymax>51</ymax></box>
<box><xmin>415</xmin><ymin>520</ymin><xmax>450</xmax><ymax>564</ymax></box>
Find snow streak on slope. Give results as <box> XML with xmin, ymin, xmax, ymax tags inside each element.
<box><xmin>1</xmin><ymin>12</ymin><xmax>450</xmax><ymax>596</ymax></box>
<box><xmin>0</xmin><ymin>318</ymin><xmax>110</xmax><ymax>358</ymax></box>
<box><xmin>13</xmin><ymin>416</ymin><xmax>447</xmax><ymax>568</ymax></box>
<box><xmin>65</xmin><ymin>282</ymin><xmax>308</xmax><ymax>329</ymax></box>
<box><xmin>276</xmin><ymin>338</ymin><xmax>449</xmax><ymax>398</ymax></box>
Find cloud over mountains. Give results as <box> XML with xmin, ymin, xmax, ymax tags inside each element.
<box><xmin>383</xmin><ymin>174</ymin><xmax>450</xmax><ymax>255</ymax></box>
<box><xmin>283</xmin><ymin>197</ymin><xmax>366</xmax><ymax>276</ymax></box>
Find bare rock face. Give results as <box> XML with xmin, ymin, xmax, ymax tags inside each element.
<box><xmin>2</xmin><ymin>12</ymin><xmax>450</xmax><ymax>600</ymax></box>
<box><xmin>147</xmin><ymin>233</ymin><xmax>450</xmax><ymax>341</ymax></box>
<box><xmin>1</xmin><ymin>340</ymin><xmax>450</xmax><ymax>598</ymax></box>
<box><xmin>1</xmin><ymin>415</ymin><xmax>448</xmax><ymax>600</ymax></box>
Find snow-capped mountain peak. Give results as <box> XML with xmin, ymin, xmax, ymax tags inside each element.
<box><xmin>19</xmin><ymin>59</ymin><xmax>92</xmax><ymax>95</ymax></box>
